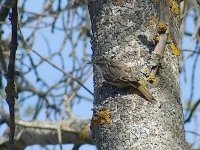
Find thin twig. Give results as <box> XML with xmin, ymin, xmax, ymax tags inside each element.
<box><xmin>184</xmin><ymin>99</ymin><xmax>200</xmax><ymax>123</ymax></box>
<box><xmin>185</xmin><ymin>42</ymin><xmax>200</xmax><ymax>119</ymax></box>
<box><xmin>18</xmin><ymin>28</ymin><xmax>94</xmax><ymax>96</ymax></box>
<box><xmin>31</xmin><ymin>49</ymin><xmax>94</xmax><ymax>96</ymax></box>
<box><xmin>182</xmin><ymin>49</ymin><xmax>200</xmax><ymax>54</ymax></box>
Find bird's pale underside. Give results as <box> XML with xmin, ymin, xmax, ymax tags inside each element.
<box><xmin>93</xmin><ymin>58</ymin><xmax>155</xmax><ymax>102</ymax></box>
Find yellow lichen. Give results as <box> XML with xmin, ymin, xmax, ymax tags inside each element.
<box><xmin>80</xmin><ymin>126</ymin><xmax>88</xmax><ymax>141</ymax></box>
<box><xmin>158</xmin><ymin>21</ymin><xmax>168</xmax><ymax>33</ymax></box>
<box><xmin>168</xmin><ymin>0</ymin><xmax>180</xmax><ymax>15</ymax></box>
<box><xmin>141</xmin><ymin>66</ymin><xmax>150</xmax><ymax>75</ymax></box>
<box><xmin>91</xmin><ymin>108</ymin><xmax>111</xmax><ymax>126</ymax></box>
<box><xmin>91</xmin><ymin>115</ymin><xmax>99</xmax><ymax>126</ymax></box>
<box><xmin>166</xmin><ymin>33</ymin><xmax>173</xmax><ymax>44</ymax></box>
<box><xmin>169</xmin><ymin>43</ymin><xmax>181</xmax><ymax>57</ymax></box>
<box><xmin>167</xmin><ymin>33</ymin><xmax>172</xmax><ymax>41</ymax></box>
<box><xmin>153</xmin><ymin>33</ymin><xmax>160</xmax><ymax>42</ymax></box>
<box><xmin>149</xmin><ymin>16</ymin><xmax>157</xmax><ymax>25</ymax></box>
<box><xmin>146</xmin><ymin>74</ymin><xmax>159</xmax><ymax>85</ymax></box>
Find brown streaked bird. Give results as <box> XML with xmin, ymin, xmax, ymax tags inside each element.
<box><xmin>92</xmin><ymin>58</ymin><xmax>155</xmax><ymax>102</ymax></box>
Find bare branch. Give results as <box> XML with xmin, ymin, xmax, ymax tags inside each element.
<box><xmin>0</xmin><ymin>118</ymin><xmax>93</xmax><ymax>150</ymax></box>
<box><xmin>4</xmin><ymin>0</ymin><xmax>18</xmax><ymax>149</ymax></box>
<box><xmin>185</xmin><ymin>99</ymin><xmax>200</xmax><ymax>123</ymax></box>
<box><xmin>18</xmin><ymin>27</ymin><xmax>93</xmax><ymax>96</ymax></box>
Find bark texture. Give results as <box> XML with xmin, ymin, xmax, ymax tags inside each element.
<box><xmin>88</xmin><ymin>0</ymin><xmax>187</xmax><ymax>149</ymax></box>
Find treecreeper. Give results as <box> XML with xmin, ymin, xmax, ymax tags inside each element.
<box><xmin>92</xmin><ymin>58</ymin><xmax>155</xmax><ymax>102</ymax></box>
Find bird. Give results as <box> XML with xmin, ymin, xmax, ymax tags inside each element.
<box><xmin>92</xmin><ymin>58</ymin><xmax>155</xmax><ymax>102</ymax></box>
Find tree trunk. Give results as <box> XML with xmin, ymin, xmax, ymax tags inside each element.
<box><xmin>88</xmin><ymin>0</ymin><xmax>187</xmax><ymax>149</ymax></box>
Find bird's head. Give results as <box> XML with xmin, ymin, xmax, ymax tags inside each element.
<box><xmin>93</xmin><ymin>58</ymin><xmax>108</xmax><ymax>67</ymax></box>
<box><xmin>89</xmin><ymin>58</ymin><xmax>109</xmax><ymax>74</ymax></box>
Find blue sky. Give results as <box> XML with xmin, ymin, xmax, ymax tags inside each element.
<box><xmin>180</xmin><ymin>10</ymin><xmax>200</xmax><ymax>148</ymax></box>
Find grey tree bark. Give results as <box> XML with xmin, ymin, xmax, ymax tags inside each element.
<box><xmin>88</xmin><ymin>0</ymin><xmax>188</xmax><ymax>149</ymax></box>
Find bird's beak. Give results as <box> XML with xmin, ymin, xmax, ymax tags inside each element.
<box><xmin>87</xmin><ymin>61</ymin><xmax>92</xmax><ymax>64</ymax></box>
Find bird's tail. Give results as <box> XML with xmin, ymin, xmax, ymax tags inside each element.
<box><xmin>130</xmin><ymin>82</ymin><xmax>155</xmax><ymax>103</ymax></box>
<box><xmin>137</xmin><ymin>85</ymin><xmax>155</xmax><ymax>102</ymax></box>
